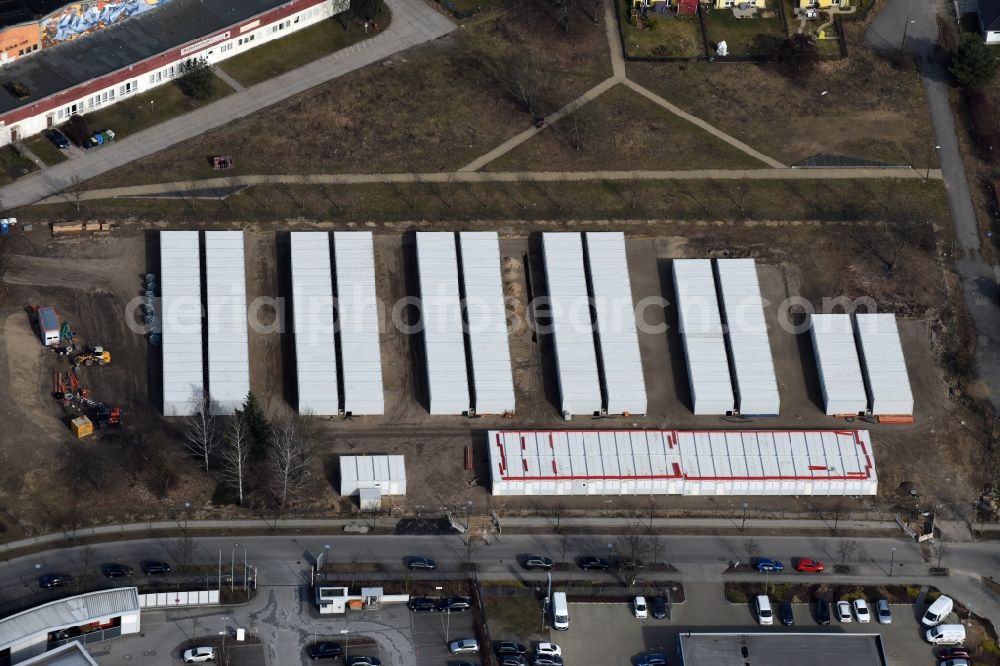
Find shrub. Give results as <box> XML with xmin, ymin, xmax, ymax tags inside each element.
<box><xmin>176</xmin><ymin>58</ymin><xmax>216</xmax><ymax>100</ymax></box>
<box><xmin>727</xmin><ymin>589</ymin><xmax>748</xmax><ymax>604</ymax></box>
<box><xmin>839</xmin><ymin>590</ymin><xmax>867</xmax><ymax>602</ymax></box>
<box><xmin>965</xmin><ymin>90</ymin><xmax>999</xmax><ymax>163</ymax></box>
<box><xmin>949</xmin><ymin>34</ymin><xmax>999</xmax><ymax>88</ymax></box>
<box><xmin>905</xmin><ymin>585</ymin><xmax>922</xmax><ymax>600</ymax></box>
<box><xmin>645</xmin><ymin>15</ymin><xmax>658</xmax><ymax>29</ymax></box>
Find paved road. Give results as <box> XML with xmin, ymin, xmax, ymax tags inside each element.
<box><xmin>0</xmin><ymin>0</ymin><xmax>455</xmax><ymax>210</ymax></box>
<box><xmin>869</xmin><ymin>0</ymin><xmax>1000</xmax><ymax>406</ymax></box>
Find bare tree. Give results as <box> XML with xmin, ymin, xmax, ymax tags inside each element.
<box><xmin>830</xmin><ymin>498</ymin><xmax>845</xmax><ymax>535</ymax></box>
<box><xmin>616</xmin><ymin>530</ymin><xmax>650</xmax><ymax>586</ymax></box>
<box><xmin>170</xmin><ymin>532</ymin><xmax>196</xmax><ymax>569</ymax></box>
<box><xmin>932</xmin><ymin>539</ymin><xmax>951</xmax><ymax>568</ymax></box>
<box><xmin>742</xmin><ymin>538</ymin><xmax>760</xmax><ymax>565</ymax></box>
<box><xmin>649</xmin><ymin>535</ymin><xmax>667</xmax><ymax>568</ymax></box>
<box><xmin>183</xmin><ymin>391</ymin><xmax>219</xmax><ymax>473</ymax></box>
<box><xmin>268</xmin><ymin>411</ymin><xmax>317</xmax><ymax>507</ymax></box>
<box><xmin>486</xmin><ymin>52</ymin><xmax>545</xmax><ymax>117</ymax></box>
<box><xmin>837</xmin><ymin>539</ymin><xmax>858</xmax><ymax>567</ymax></box>
<box><xmin>558</xmin><ymin>533</ymin><xmax>572</xmax><ymax>564</ymax></box>
<box><xmin>464</xmin><ymin>534</ymin><xmax>479</xmax><ymax>564</ymax></box>
<box><xmin>219</xmin><ymin>413</ymin><xmax>251</xmax><ymax>506</ymax></box>
<box><xmin>550</xmin><ymin>503</ymin><xmax>569</xmax><ymax>532</ymax></box>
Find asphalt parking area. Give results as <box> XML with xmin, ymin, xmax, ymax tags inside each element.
<box><xmin>411</xmin><ymin>609</ymin><xmax>478</xmax><ymax>666</ymax></box>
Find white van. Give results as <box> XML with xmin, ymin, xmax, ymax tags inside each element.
<box><xmin>552</xmin><ymin>592</ymin><xmax>569</xmax><ymax>630</ymax></box>
<box><xmin>755</xmin><ymin>595</ymin><xmax>773</xmax><ymax>626</ymax></box>
<box><xmin>925</xmin><ymin>624</ymin><xmax>966</xmax><ymax>645</ymax></box>
<box><xmin>922</xmin><ymin>595</ymin><xmax>954</xmax><ymax>626</ymax></box>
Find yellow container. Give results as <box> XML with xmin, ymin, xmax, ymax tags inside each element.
<box><xmin>71</xmin><ymin>416</ymin><xmax>93</xmax><ymax>439</ymax></box>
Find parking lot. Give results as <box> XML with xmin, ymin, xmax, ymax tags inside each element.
<box><xmin>553</xmin><ymin>583</ymin><xmax>939</xmax><ymax>666</ymax></box>
<box><xmin>410</xmin><ymin>606</ymin><xmax>478</xmax><ymax>666</ymax></box>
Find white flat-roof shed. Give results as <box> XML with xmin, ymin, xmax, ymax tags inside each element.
<box><xmin>160</xmin><ymin>231</ymin><xmax>204</xmax><ymax>417</ymax></box>
<box><xmin>854</xmin><ymin>313</ymin><xmax>913</xmax><ymax>416</ymax></box>
<box><xmin>204</xmin><ymin>231</ymin><xmax>250</xmax><ymax>415</ymax></box>
<box><xmin>488</xmin><ymin>429</ymin><xmax>876</xmax><ymax>497</ymax></box>
<box><xmin>673</xmin><ymin>259</ymin><xmax>734</xmax><ymax>415</ymax></box>
<box><xmin>585</xmin><ymin>232</ymin><xmax>647</xmax><ymax>416</ymax></box>
<box><xmin>339</xmin><ymin>455</ymin><xmax>407</xmax><ymax>496</ymax></box>
<box><xmin>715</xmin><ymin>258</ymin><xmax>779</xmax><ymax>416</ymax></box>
<box><xmin>333</xmin><ymin>232</ymin><xmax>384</xmax><ymax>415</ymax></box>
<box><xmin>416</xmin><ymin>232</ymin><xmax>470</xmax><ymax>415</ymax></box>
<box><xmin>810</xmin><ymin>313</ymin><xmax>867</xmax><ymax>416</ymax></box>
<box><xmin>458</xmin><ymin>232</ymin><xmax>515</xmax><ymax>415</ymax></box>
<box><xmin>542</xmin><ymin>233</ymin><xmax>602</xmax><ymax>417</ymax></box>
<box><xmin>290</xmin><ymin>232</ymin><xmax>338</xmax><ymax>415</ymax></box>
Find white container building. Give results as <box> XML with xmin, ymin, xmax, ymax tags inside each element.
<box><xmin>339</xmin><ymin>455</ymin><xmax>407</xmax><ymax>497</ymax></box>
<box><xmin>333</xmin><ymin>232</ymin><xmax>384</xmax><ymax>415</ymax></box>
<box><xmin>810</xmin><ymin>313</ymin><xmax>867</xmax><ymax>416</ymax></box>
<box><xmin>672</xmin><ymin>259</ymin><xmax>734</xmax><ymax>415</ymax></box>
<box><xmin>488</xmin><ymin>429</ymin><xmax>877</xmax><ymax>496</ymax></box>
<box><xmin>290</xmin><ymin>232</ymin><xmax>338</xmax><ymax>415</ymax></box>
<box><xmin>714</xmin><ymin>259</ymin><xmax>779</xmax><ymax>416</ymax></box>
<box><xmin>542</xmin><ymin>233</ymin><xmax>603</xmax><ymax>417</ymax></box>
<box><xmin>458</xmin><ymin>232</ymin><xmax>515</xmax><ymax>415</ymax></box>
<box><xmin>416</xmin><ymin>232</ymin><xmax>470</xmax><ymax>415</ymax></box>
<box><xmin>854</xmin><ymin>313</ymin><xmax>913</xmax><ymax>416</ymax></box>
<box><xmin>585</xmin><ymin>232</ymin><xmax>647</xmax><ymax>416</ymax></box>
<box><xmin>204</xmin><ymin>231</ymin><xmax>250</xmax><ymax>415</ymax></box>
<box><xmin>160</xmin><ymin>231</ymin><xmax>204</xmax><ymax>417</ymax></box>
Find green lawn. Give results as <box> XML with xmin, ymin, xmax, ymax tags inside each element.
<box><xmin>702</xmin><ymin>6</ymin><xmax>786</xmax><ymax>57</ymax></box>
<box><xmin>219</xmin><ymin>11</ymin><xmax>385</xmax><ymax>87</ymax></box>
<box><xmin>618</xmin><ymin>0</ymin><xmax>706</xmax><ymax>58</ymax></box>
<box><xmin>0</xmin><ymin>145</ymin><xmax>38</xmax><ymax>185</ymax></box>
<box><xmin>23</xmin><ymin>135</ymin><xmax>68</xmax><ymax>166</ymax></box>
<box><xmin>80</xmin><ymin>75</ymin><xmax>232</xmax><ymax>140</ymax></box>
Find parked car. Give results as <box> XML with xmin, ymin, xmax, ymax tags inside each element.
<box><xmin>103</xmin><ymin>563</ymin><xmax>133</xmax><ymax>579</ymax></box>
<box><xmin>938</xmin><ymin>660</ymin><xmax>969</xmax><ymax>666</ymax></box>
<box><xmin>754</xmin><ymin>558</ymin><xmax>784</xmax><ymax>573</ymax></box>
<box><xmin>407</xmin><ymin>597</ymin><xmax>437</xmax><ymax>612</ymax></box>
<box><xmin>346</xmin><ymin>657</ymin><xmax>381</xmax><ymax>666</ymax></box>
<box><xmin>499</xmin><ymin>656</ymin><xmax>526</xmax><ymax>666</ymax></box>
<box><xmin>637</xmin><ymin>654</ymin><xmax>667</xmax><ymax>666</ymax></box>
<box><xmin>183</xmin><ymin>647</ymin><xmax>216</xmax><ymax>663</ymax></box>
<box><xmin>853</xmin><ymin>598</ymin><xmax>871</xmax><ymax>623</ymax></box>
<box><xmin>523</xmin><ymin>555</ymin><xmax>554</xmax><ymax>570</ymax></box>
<box><xmin>794</xmin><ymin>558</ymin><xmax>825</xmax><ymax>573</ymax></box>
<box><xmin>578</xmin><ymin>556</ymin><xmax>610</xmax><ymax>571</ymax></box>
<box><xmin>533</xmin><ymin>657</ymin><xmax>564</xmax><ymax>666</ymax></box>
<box><xmin>536</xmin><ymin>643</ymin><xmax>561</xmax><ymax>658</ymax></box>
<box><xmin>633</xmin><ymin>596</ymin><xmax>648</xmax><ymax>619</ymax></box>
<box><xmin>755</xmin><ymin>595</ymin><xmax>773</xmax><ymax>626</ymax></box>
<box><xmin>836</xmin><ymin>600</ymin><xmax>853</xmax><ymax>623</ymax></box>
<box><xmin>876</xmin><ymin>599</ymin><xmax>892</xmax><ymax>625</ymax></box>
<box><xmin>52</xmin><ymin>627</ymin><xmax>81</xmax><ymax>641</ymax></box>
<box><xmin>142</xmin><ymin>561</ymin><xmax>172</xmax><ymax>575</ymax></box>
<box><xmin>923</xmin><ymin>595</ymin><xmax>955</xmax><ymax>626</ymax></box>
<box><xmin>449</xmin><ymin>639</ymin><xmax>480</xmax><ymax>654</ymax></box>
<box><xmin>44</xmin><ymin>128</ymin><xmax>70</xmax><ymax>149</ymax></box>
<box><xmin>615</xmin><ymin>557</ymin><xmax>645</xmax><ymax>571</ymax></box>
<box><xmin>814</xmin><ymin>598</ymin><xmax>831</xmax><ymax>626</ymax></box>
<box><xmin>496</xmin><ymin>642</ymin><xmax>527</xmax><ymax>656</ymax></box>
<box><xmin>437</xmin><ymin>597</ymin><xmax>471</xmax><ymax>613</ymax></box>
<box><xmin>925</xmin><ymin>625</ymin><xmax>966</xmax><ymax>645</ymax></box>
<box><xmin>779</xmin><ymin>602</ymin><xmax>795</xmax><ymax>626</ymax></box>
<box><xmin>652</xmin><ymin>596</ymin><xmax>666</xmax><ymax>619</ymax></box>
<box><xmin>408</xmin><ymin>557</ymin><xmax>437</xmax><ymax>571</ymax></box>
<box><xmin>307</xmin><ymin>642</ymin><xmax>344</xmax><ymax>660</ymax></box>
<box><xmin>38</xmin><ymin>573</ymin><xmax>73</xmax><ymax>589</ymax></box>
<box><xmin>938</xmin><ymin>648</ymin><xmax>972</xmax><ymax>660</ymax></box>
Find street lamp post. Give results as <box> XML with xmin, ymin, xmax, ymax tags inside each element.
<box><xmin>607</xmin><ymin>543</ymin><xmax>614</xmax><ymax>569</ymax></box>
<box><xmin>889</xmin><ymin>547</ymin><xmax>896</xmax><ymax>577</ymax></box>
<box><xmin>741</xmin><ymin>502</ymin><xmax>749</xmax><ymax>532</ymax></box>
<box><xmin>901</xmin><ymin>17</ymin><xmax>916</xmax><ymax>50</ymax></box>
<box><xmin>926</xmin><ymin>145</ymin><xmax>940</xmax><ymax>181</ymax></box>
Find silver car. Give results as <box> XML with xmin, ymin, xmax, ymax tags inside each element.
<box><xmin>876</xmin><ymin>599</ymin><xmax>892</xmax><ymax>625</ymax></box>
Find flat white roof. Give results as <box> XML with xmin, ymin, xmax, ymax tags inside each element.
<box><xmin>458</xmin><ymin>232</ymin><xmax>515</xmax><ymax>415</ymax></box>
<box><xmin>585</xmin><ymin>232</ymin><xmax>647</xmax><ymax>416</ymax></box>
<box><xmin>204</xmin><ymin>231</ymin><xmax>250</xmax><ymax>415</ymax></box>
<box><xmin>160</xmin><ymin>231</ymin><xmax>204</xmax><ymax>417</ymax></box>
<box><xmin>673</xmin><ymin>259</ymin><xmax>734</xmax><ymax>415</ymax></box>
<box><xmin>340</xmin><ymin>455</ymin><xmax>406</xmax><ymax>487</ymax></box>
<box><xmin>0</xmin><ymin>588</ymin><xmax>140</xmax><ymax>653</ymax></box>
<box><xmin>810</xmin><ymin>314</ymin><xmax>867</xmax><ymax>416</ymax></box>
<box><xmin>488</xmin><ymin>430</ymin><xmax>877</xmax><ymax>496</ymax></box>
<box><xmin>854</xmin><ymin>313</ymin><xmax>913</xmax><ymax>416</ymax></box>
<box><xmin>333</xmin><ymin>232</ymin><xmax>384</xmax><ymax>415</ymax></box>
<box><xmin>416</xmin><ymin>233</ymin><xmax>470</xmax><ymax>415</ymax></box>
<box><xmin>542</xmin><ymin>233</ymin><xmax>602</xmax><ymax>416</ymax></box>
<box><xmin>291</xmin><ymin>232</ymin><xmax>338</xmax><ymax>415</ymax></box>
<box><xmin>715</xmin><ymin>259</ymin><xmax>779</xmax><ymax>415</ymax></box>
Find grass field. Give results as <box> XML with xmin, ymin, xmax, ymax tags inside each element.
<box><xmin>489</xmin><ymin>85</ymin><xmax>766</xmax><ymax>170</ymax></box>
<box><xmin>702</xmin><ymin>6</ymin><xmax>786</xmax><ymax>57</ymax></box>
<box><xmin>220</xmin><ymin>12</ymin><xmax>382</xmax><ymax>87</ymax></box>
<box><xmin>618</xmin><ymin>0</ymin><xmax>706</xmax><ymax>58</ymax></box>
<box><xmin>23</xmin><ymin>136</ymin><xmax>68</xmax><ymax>166</ymax></box>
<box><xmin>0</xmin><ymin>145</ymin><xmax>37</xmax><ymax>185</ymax></box>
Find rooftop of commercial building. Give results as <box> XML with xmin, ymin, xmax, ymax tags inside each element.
<box><xmin>677</xmin><ymin>632</ymin><xmax>886</xmax><ymax>666</ymax></box>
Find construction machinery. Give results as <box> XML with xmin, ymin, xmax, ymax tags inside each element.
<box><xmin>51</xmin><ymin>370</ymin><xmax>122</xmax><ymax>432</ymax></box>
<box><xmin>72</xmin><ymin>346</ymin><xmax>111</xmax><ymax>368</ymax></box>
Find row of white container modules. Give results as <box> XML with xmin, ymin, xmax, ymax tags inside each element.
<box><xmin>810</xmin><ymin>313</ymin><xmax>913</xmax><ymax>417</ymax></box>
<box><xmin>488</xmin><ymin>429</ymin><xmax>877</xmax><ymax>496</ymax></box>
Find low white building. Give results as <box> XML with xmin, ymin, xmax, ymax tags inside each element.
<box><xmin>339</xmin><ymin>455</ymin><xmax>407</xmax><ymax>502</ymax></box>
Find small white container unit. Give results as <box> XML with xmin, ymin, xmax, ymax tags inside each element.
<box><xmin>458</xmin><ymin>232</ymin><xmax>515</xmax><ymax>415</ymax></box>
<box><xmin>854</xmin><ymin>313</ymin><xmax>913</xmax><ymax>416</ymax></box>
<box><xmin>672</xmin><ymin>259</ymin><xmax>734</xmax><ymax>415</ymax></box>
<box><xmin>160</xmin><ymin>231</ymin><xmax>204</xmax><ymax>417</ymax></box>
<box><xmin>204</xmin><ymin>231</ymin><xmax>250</xmax><ymax>415</ymax></box>
<box><xmin>714</xmin><ymin>258</ymin><xmax>779</xmax><ymax>416</ymax></box>
<box><xmin>339</xmin><ymin>455</ymin><xmax>407</xmax><ymax>497</ymax></box>
<box><xmin>585</xmin><ymin>232</ymin><xmax>647</xmax><ymax>416</ymax></box>
<box><xmin>290</xmin><ymin>232</ymin><xmax>338</xmax><ymax>415</ymax></box>
<box><xmin>333</xmin><ymin>232</ymin><xmax>384</xmax><ymax>415</ymax></box>
<box><xmin>810</xmin><ymin>313</ymin><xmax>867</xmax><ymax>416</ymax></box>
<box><xmin>416</xmin><ymin>232</ymin><xmax>470</xmax><ymax>415</ymax></box>
<box><xmin>541</xmin><ymin>233</ymin><xmax>602</xmax><ymax>418</ymax></box>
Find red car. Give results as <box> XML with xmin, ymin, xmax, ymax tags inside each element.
<box><xmin>938</xmin><ymin>648</ymin><xmax>971</xmax><ymax>660</ymax></box>
<box><xmin>795</xmin><ymin>559</ymin><xmax>826</xmax><ymax>573</ymax></box>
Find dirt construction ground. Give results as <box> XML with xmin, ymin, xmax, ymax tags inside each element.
<box><xmin>0</xmin><ymin>220</ymin><xmax>984</xmax><ymax>533</ymax></box>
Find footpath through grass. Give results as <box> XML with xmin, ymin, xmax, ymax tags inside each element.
<box><xmin>220</xmin><ymin>11</ymin><xmax>386</xmax><ymax>87</ymax></box>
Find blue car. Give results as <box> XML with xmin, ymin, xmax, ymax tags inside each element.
<box><xmin>637</xmin><ymin>654</ymin><xmax>667</xmax><ymax>666</ymax></box>
<box><xmin>754</xmin><ymin>558</ymin><xmax>784</xmax><ymax>573</ymax></box>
